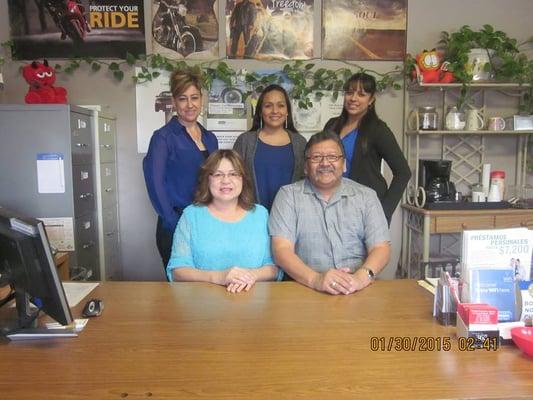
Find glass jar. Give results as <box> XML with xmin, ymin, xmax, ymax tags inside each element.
<box><xmin>418</xmin><ymin>106</ymin><xmax>438</xmax><ymax>130</ymax></box>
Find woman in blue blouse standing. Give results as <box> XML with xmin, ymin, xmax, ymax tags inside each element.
<box><xmin>233</xmin><ymin>84</ymin><xmax>307</xmax><ymax>210</ymax></box>
<box><xmin>324</xmin><ymin>73</ymin><xmax>410</xmax><ymax>224</ymax></box>
<box><xmin>143</xmin><ymin>66</ymin><xmax>218</xmax><ymax>275</ymax></box>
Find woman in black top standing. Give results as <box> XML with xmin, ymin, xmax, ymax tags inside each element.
<box><xmin>324</xmin><ymin>72</ymin><xmax>411</xmax><ymax>223</ymax></box>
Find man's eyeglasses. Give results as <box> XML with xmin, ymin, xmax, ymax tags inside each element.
<box><xmin>306</xmin><ymin>154</ymin><xmax>344</xmax><ymax>163</ymax></box>
<box><xmin>210</xmin><ymin>172</ymin><xmax>242</xmax><ymax>180</ymax></box>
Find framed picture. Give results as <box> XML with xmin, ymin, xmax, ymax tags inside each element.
<box><xmin>151</xmin><ymin>0</ymin><xmax>219</xmax><ymax>59</ymax></box>
<box><xmin>322</xmin><ymin>0</ymin><xmax>407</xmax><ymax>61</ymax></box>
<box><xmin>225</xmin><ymin>0</ymin><xmax>314</xmax><ymax>60</ymax></box>
<box><xmin>8</xmin><ymin>0</ymin><xmax>145</xmax><ymax>59</ymax></box>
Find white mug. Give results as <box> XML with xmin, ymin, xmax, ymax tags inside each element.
<box><xmin>488</xmin><ymin>117</ymin><xmax>505</xmax><ymax>131</ymax></box>
<box><xmin>472</xmin><ymin>191</ymin><xmax>486</xmax><ymax>202</ymax></box>
<box><xmin>466</xmin><ymin>109</ymin><xmax>484</xmax><ymax>130</ymax></box>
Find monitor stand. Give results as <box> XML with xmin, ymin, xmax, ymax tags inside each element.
<box><xmin>1</xmin><ymin>292</ymin><xmax>77</xmax><ymax>341</ymax></box>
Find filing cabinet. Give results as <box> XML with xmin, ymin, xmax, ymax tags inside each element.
<box><xmin>86</xmin><ymin>107</ymin><xmax>120</xmax><ymax>281</ymax></box>
<box><xmin>0</xmin><ymin>105</ymin><xmax>101</xmax><ymax>280</ymax></box>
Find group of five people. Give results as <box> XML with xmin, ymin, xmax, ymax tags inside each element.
<box><xmin>143</xmin><ymin>66</ymin><xmax>411</xmax><ymax>295</ymax></box>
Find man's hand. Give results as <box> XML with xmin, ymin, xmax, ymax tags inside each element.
<box><xmin>311</xmin><ymin>268</ymin><xmax>358</xmax><ymax>295</ymax></box>
<box><xmin>352</xmin><ymin>267</ymin><xmax>374</xmax><ymax>291</ymax></box>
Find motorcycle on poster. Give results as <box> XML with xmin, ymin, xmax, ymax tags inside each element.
<box><xmin>152</xmin><ymin>0</ymin><xmax>203</xmax><ymax>57</ymax></box>
<box><xmin>42</xmin><ymin>0</ymin><xmax>91</xmax><ymax>44</ymax></box>
<box><xmin>8</xmin><ymin>0</ymin><xmax>145</xmax><ymax>59</ymax></box>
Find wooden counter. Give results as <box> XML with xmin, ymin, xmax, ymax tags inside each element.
<box><xmin>1</xmin><ymin>280</ymin><xmax>532</xmax><ymax>399</ymax></box>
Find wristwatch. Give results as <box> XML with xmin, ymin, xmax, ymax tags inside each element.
<box><xmin>360</xmin><ymin>266</ymin><xmax>375</xmax><ymax>282</ymax></box>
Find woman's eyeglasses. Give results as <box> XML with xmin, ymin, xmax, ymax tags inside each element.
<box><xmin>210</xmin><ymin>172</ymin><xmax>242</xmax><ymax>180</ymax></box>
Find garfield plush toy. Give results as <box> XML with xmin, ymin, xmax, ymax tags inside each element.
<box><xmin>413</xmin><ymin>49</ymin><xmax>455</xmax><ymax>84</ymax></box>
<box><xmin>22</xmin><ymin>60</ymin><xmax>68</xmax><ymax>104</ymax></box>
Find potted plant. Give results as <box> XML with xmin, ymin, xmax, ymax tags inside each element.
<box><xmin>439</xmin><ymin>24</ymin><xmax>523</xmax><ymax>83</ymax></box>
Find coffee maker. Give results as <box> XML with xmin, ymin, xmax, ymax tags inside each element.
<box><xmin>419</xmin><ymin>159</ymin><xmax>457</xmax><ymax>202</ymax></box>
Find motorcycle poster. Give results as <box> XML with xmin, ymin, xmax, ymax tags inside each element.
<box><xmin>8</xmin><ymin>0</ymin><xmax>146</xmax><ymax>59</ymax></box>
<box><xmin>226</xmin><ymin>0</ymin><xmax>314</xmax><ymax>60</ymax></box>
<box><xmin>151</xmin><ymin>0</ymin><xmax>219</xmax><ymax>59</ymax></box>
<box><xmin>322</xmin><ymin>0</ymin><xmax>407</xmax><ymax>61</ymax></box>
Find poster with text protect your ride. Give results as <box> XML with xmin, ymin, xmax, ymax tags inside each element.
<box><xmin>151</xmin><ymin>0</ymin><xmax>219</xmax><ymax>60</ymax></box>
<box><xmin>8</xmin><ymin>0</ymin><xmax>145</xmax><ymax>59</ymax></box>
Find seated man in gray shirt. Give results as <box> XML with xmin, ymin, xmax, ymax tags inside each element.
<box><xmin>269</xmin><ymin>130</ymin><xmax>391</xmax><ymax>295</ymax></box>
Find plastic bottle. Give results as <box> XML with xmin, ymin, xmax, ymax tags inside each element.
<box><xmin>490</xmin><ymin>170</ymin><xmax>505</xmax><ymax>200</ymax></box>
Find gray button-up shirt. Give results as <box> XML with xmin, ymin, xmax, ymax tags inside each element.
<box><xmin>268</xmin><ymin>178</ymin><xmax>390</xmax><ymax>273</ymax></box>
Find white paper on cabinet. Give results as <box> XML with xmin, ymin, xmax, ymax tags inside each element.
<box><xmin>36</xmin><ymin>153</ymin><xmax>65</xmax><ymax>194</ymax></box>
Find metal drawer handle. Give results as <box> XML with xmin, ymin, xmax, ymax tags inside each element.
<box><xmin>79</xmin><ymin>192</ymin><xmax>93</xmax><ymax>199</ymax></box>
<box><xmin>75</xmin><ymin>143</ymin><xmax>89</xmax><ymax>148</ymax></box>
<box><xmin>105</xmin><ymin>231</ymin><xmax>115</xmax><ymax>237</ymax></box>
<box><xmin>82</xmin><ymin>241</ymin><xmax>95</xmax><ymax>249</ymax></box>
<box><xmin>101</xmin><ymin>144</ymin><xmax>112</xmax><ymax>149</ymax></box>
<box><xmin>105</xmin><ymin>188</ymin><xmax>113</xmax><ymax>193</ymax></box>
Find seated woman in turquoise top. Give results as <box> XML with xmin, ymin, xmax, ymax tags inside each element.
<box><xmin>167</xmin><ymin>149</ymin><xmax>281</xmax><ymax>292</ymax></box>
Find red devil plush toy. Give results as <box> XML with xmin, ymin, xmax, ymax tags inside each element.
<box><xmin>22</xmin><ymin>60</ymin><xmax>68</xmax><ymax>104</ymax></box>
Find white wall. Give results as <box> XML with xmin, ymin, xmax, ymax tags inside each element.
<box><xmin>1</xmin><ymin>0</ymin><xmax>532</xmax><ymax>280</ymax></box>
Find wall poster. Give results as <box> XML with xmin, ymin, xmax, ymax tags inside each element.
<box><xmin>322</xmin><ymin>0</ymin><xmax>406</xmax><ymax>61</ymax></box>
<box><xmin>151</xmin><ymin>0</ymin><xmax>219</xmax><ymax>59</ymax></box>
<box><xmin>8</xmin><ymin>0</ymin><xmax>145</xmax><ymax>59</ymax></box>
<box><xmin>226</xmin><ymin>0</ymin><xmax>314</xmax><ymax>60</ymax></box>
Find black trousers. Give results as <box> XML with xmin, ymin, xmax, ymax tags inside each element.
<box><xmin>156</xmin><ymin>215</ymin><xmax>178</xmax><ymax>281</ymax></box>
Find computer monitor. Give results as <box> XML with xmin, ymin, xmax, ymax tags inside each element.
<box><xmin>0</xmin><ymin>207</ymin><xmax>73</xmax><ymax>336</ymax></box>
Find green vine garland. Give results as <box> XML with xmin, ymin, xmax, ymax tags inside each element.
<box><xmin>2</xmin><ymin>41</ymin><xmax>403</xmax><ymax>109</ymax></box>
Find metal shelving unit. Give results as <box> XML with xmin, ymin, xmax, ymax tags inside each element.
<box><xmin>400</xmin><ymin>82</ymin><xmax>532</xmax><ymax>278</ymax></box>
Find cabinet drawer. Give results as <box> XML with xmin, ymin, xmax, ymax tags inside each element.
<box><xmin>74</xmin><ymin>214</ymin><xmax>99</xmax><ymax>280</ymax></box>
<box><xmin>99</xmin><ymin>118</ymin><xmax>116</xmax><ymax>163</ymax></box>
<box><xmin>75</xmin><ymin>214</ymin><xmax>97</xmax><ymax>250</ymax></box>
<box><xmin>495</xmin><ymin>214</ymin><xmax>533</xmax><ymax>229</ymax></box>
<box><xmin>72</xmin><ymin>164</ymin><xmax>95</xmax><ymax>216</ymax></box>
<box><xmin>434</xmin><ymin>215</ymin><xmax>494</xmax><ymax>233</ymax></box>
<box><xmin>100</xmin><ymin>163</ymin><xmax>117</xmax><ymax>208</ymax></box>
<box><xmin>102</xmin><ymin>206</ymin><xmax>118</xmax><ymax>236</ymax></box>
<box><xmin>70</xmin><ymin>113</ymin><xmax>93</xmax><ymax>165</ymax></box>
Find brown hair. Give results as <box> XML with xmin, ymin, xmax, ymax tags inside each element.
<box><xmin>194</xmin><ymin>150</ymin><xmax>255</xmax><ymax>210</ymax></box>
<box><xmin>169</xmin><ymin>65</ymin><xmax>204</xmax><ymax>98</ymax></box>
<box><xmin>326</xmin><ymin>72</ymin><xmax>378</xmax><ymax>154</ymax></box>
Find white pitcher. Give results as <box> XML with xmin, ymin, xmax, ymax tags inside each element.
<box><xmin>465</xmin><ymin>108</ymin><xmax>484</xmax><ymax>131</ymax></box>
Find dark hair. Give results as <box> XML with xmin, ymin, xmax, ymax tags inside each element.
<box><xmin>328</xmin><ymin>72</ymin><xmax>378</xmax><ymax>153</ymax></box>
<box><xmin>250</xmin><ymin>84</ymin><xmax>298</xmax><ymax>133</ymax></box>
<box><xmin>304</xmin><ymin>130</ymin><xmax>345</xmax><ymax>159</ymax></box>
<box><xmin>194</xmin><ymin>150</ymin><xmax>255</xmax><ymax>210</ymax></box>
<box><xmin>169</xmin><ymin>65</ymin><xmax>204</xmax><ymax>98</ymax></box>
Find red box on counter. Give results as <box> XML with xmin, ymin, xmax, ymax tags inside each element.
<box><xmin>457</xmin><ymin>303</ymin><xmax>499</xmax><ymax>326</ymax></box>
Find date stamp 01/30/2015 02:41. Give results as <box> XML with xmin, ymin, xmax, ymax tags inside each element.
<box><xmin>370</xmin><ymin>336</ymin><xmax>499</xmax><ymax>352</ymax></box>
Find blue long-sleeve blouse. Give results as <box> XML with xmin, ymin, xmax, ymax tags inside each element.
<box><xmin>143</xmin><ymin>117</ymin><xmax>218</xmax><ymax>232</ymax></box>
